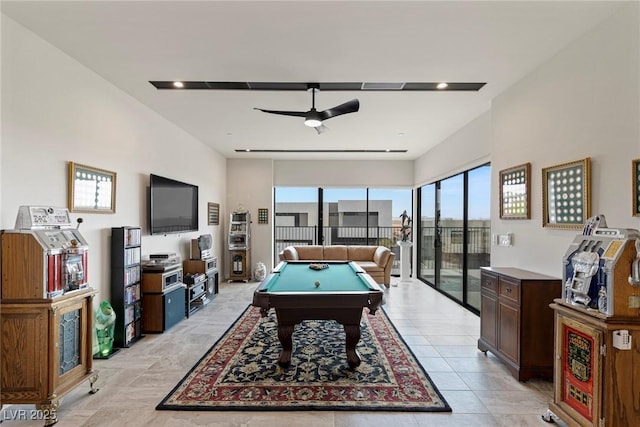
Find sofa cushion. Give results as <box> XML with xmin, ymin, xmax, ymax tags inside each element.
<box><xmin>323</xmin><ymin>245</ymin><xmax>348</xmax><ymax>260</ymax></box>
<box><xmin>373</xmin><ymin>246</ymin><xmax>391</xmax><ymax>268</ymax></box>
<box><xmin>295</xmin><ymin>245</ymin><xmax>325</xmax><ymax>260</ymax></box>
<box><xmin>348</xmin><ymin>245</ymin><xmax>377</xmax><ymax>261</ymax></box>
<box><xmin>280</xmin><ymin>246</ymin><xmax>299</xmax><ymax>261</ymax></box>
<box><xmin>355</xmin><ymin>261</ymin><xmax>384</xmax><ymax>273</ymax></box>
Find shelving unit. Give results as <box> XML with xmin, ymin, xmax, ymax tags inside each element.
<box><xmin>184</xmin><ymin>272</ymin><xmax>207</xmax><ymax>318</ymax></box>
<box><xmin>111</xmin><ymin>226</ymin><xmax>143</xmax><ymax>348</ymax></box>
<box><xmin>228</xmin><ymin>211</ymin><xmax>251</xmax><ymax>282</ymax></box>
<box><xmin>183</xmin><ymin>257</ymin><xmax>218</xmax><ymax>299</ymax></box>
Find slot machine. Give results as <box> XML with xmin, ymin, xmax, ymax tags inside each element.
<box><xmin>1</xmin><ymin>205</ymin><xmax>89</xmax><ymax>299</ymax></box>
<box><xmin>562</xmin><ymin>214</ymin><xmax>640</xmax><ymax>317</ymax></box>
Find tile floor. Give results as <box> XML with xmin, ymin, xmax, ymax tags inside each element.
<box><xmin>1</xmin><ymin>277</ymin><xmax>566</xmax><ymax>426</ymax></box>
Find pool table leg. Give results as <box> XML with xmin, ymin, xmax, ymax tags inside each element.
<box><xmin>277</xmin><ymin>324</ymin><xmax>295</xmax><ymax>367</ymax></box>
<box><xmin>344</xmin><ymin>324</ymin><xmax>362</xmax><ymax>369</ymax></box>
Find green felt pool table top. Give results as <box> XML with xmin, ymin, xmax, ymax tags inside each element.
<box><xmin>259</xmin><ymin>261</ymin><xmax>380</xmax><ymax>293</ymax></box>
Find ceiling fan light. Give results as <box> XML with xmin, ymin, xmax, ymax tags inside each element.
<box><xmin>304</xmin><ymin>109</ymin><xmax>322</xmax><ymax>127</ymax></box>
<box><xmin>304</xmin><ymin>118</ymin><xmax>322</xmax><ymax>128</ymax></box>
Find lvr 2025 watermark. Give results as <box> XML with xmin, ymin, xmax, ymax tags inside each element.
<box><xmin>1</xmin><ymin>408</ymin><xmax>53</xmax><ymax>421</ymax></box>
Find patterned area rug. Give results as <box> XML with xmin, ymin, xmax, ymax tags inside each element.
<box><xmin>157</xmin><ymin>306</ymin><xmax>451</xmax><ymax>412</ymax></box>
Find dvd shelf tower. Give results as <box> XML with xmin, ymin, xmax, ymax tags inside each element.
<box><xmin>110</xmin><ymin>226</ymin><xmax>143</xmax><ymax>348</ymax></box>
<box><xmin>228</xmin><ymin>211</ymin><xmax>251</xmax><ymax>282</ymax></box>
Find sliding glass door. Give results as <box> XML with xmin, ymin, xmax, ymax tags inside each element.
<box><xmin>417</xmin><ymin>164</ymin><xmax>490</xmax><ymax>312</ymax></box>
<box><xmin>439</xmin><ymin>173</ymin><xmax>465</xmax><ymax>302</ymax></box>
<box><xmin>467</xmin><ymin>166</ymin><xmax>491</xmax><ymax>310</ymax></box>
<box><xmin>419</xmin><ymin>183</ymin><xmax>436</xmax><ymax>284</ymax></box>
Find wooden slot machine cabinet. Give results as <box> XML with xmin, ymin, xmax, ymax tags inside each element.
<box><xmin>544</xmin><ymin>216</ymin><xmax>640</xmax><ymax>427</ymax></box>
<box><xmin>1</xmin><ymin>206</ymin><xmax>98</xmax><ymax>426</ymax></box>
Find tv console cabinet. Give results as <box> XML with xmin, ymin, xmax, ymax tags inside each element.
<box><xmin>141</xmin><ymin>268</ymin><xmax>186</xmax><ymax>333</ymax></box>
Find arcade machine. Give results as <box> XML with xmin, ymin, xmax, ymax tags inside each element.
<box><xmin>0</xmin><ymin>206</ymin><xmax>98</xmax><ymax>426</ymax></box>
<box><xmin>544</xmin><ymin>214</ymin><xmax>640</xmax><ymax>426</ymax></box>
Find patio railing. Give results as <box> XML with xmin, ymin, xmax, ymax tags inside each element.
<box><xmin>274</xmin><ymin>225</ymin><xmax>491</xmax><ymax>271</ymax></box>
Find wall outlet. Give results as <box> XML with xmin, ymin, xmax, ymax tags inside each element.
<box><xmin>613</xmin><ymin>330</ymin><xmax>632</xmax><ymax>350</ymax></box>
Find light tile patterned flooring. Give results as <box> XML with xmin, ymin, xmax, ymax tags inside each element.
<box><xmin>1</xmin><ymin>278</ymin><xmax>566</xmax><ymax>426</ymax></box>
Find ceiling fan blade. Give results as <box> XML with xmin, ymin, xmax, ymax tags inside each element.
<box><xmin>314</xmin><ymin>123</ymin><xmax>329</xmax><ymax>134</ymax></box>
<box><xmin>253</xmin><ymin>107</ymin><xmax>307</xmax><ymax>118</ymax></box>
<box><xmin>319</xmin><ymin>99</ymin><xmax>360</xmax><ymax>120</ymax></box>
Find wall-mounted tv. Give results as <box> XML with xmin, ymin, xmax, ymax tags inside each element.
<box><xmin>149</xmin><ymin>174</ymin><xmax>199</xmax><ymax>235</ymax></box>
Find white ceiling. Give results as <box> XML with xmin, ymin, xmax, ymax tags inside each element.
<box><xmin>1</xmin><ymin>1</ymin><xmax>624</xmax><ymax>160</ymax></box>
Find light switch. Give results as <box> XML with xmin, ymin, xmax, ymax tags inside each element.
<box><xmin>498</xmin><ymin>233</ymin><xmax>513</xmax><ymax>247</ymax></box>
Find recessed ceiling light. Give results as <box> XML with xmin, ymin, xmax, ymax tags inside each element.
<box><xmin>436</xmin><ymin>82</ymin><xmax>448</xmax><ymax>90</ymax></box>
<box><xmin>173</xmin><ymin>81</ymin><xmax>184</xmax><ymax>88</ymax></box>
<box><xmin>385</xmin><ymin>149</ymin><xmax>391</xmax><ymax>152</ymax></box>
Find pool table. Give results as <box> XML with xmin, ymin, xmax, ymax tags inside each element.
<box><xmin>252</xmin><ymin>260</ymin><xmax>384</xmax><ymax>369</ymax></box>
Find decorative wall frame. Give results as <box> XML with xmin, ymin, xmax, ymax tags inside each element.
<box><xmin>633</xmin><ymin>159</ymin><xmax>640</xmax><ymax>217</ymax></box>
<box><xmin>499</xmin><ymin>162</ymin><xmax>531</xmax><ymax>219</ymax></box>
<box><xmin>542</xmin><ymin>157</ymin><xmax>590</xmax><ymax>229</ymax></box>
<box><xmin>207</xmin><ymin>202</ymin><xmax>220</xmax><ymax>225</ymax></box>
<box><xmin>68</xmin><ymin>162</ymin><xmax>116</xmax><ymax>213</ymax></box>
<box><xmin>257</xmin><ymin>208</ymin><xmax>269</xmax><ymax>224</ymax></box>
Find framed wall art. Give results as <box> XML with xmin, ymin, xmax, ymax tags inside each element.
<box><xmin>499</xmin><ymin>162</ymin><xmax>531</xmax><ymax>219</ymax></box>
<box><xmin>542</xmin><ymin>157</ymin><xmax>590</xmax><ymax>229</ymax></box>
<box><xmin>208</xmin><ymin>202</ymin><xmax>220</xmax><ymax>225</ymax></box>
<box><xmin>68</xmin><ymin>162</ymin><xmax>116</xmax><ymax>213</ymax></box>
<box><xmin>258</xmin><ymin>208</ymin><xmax>269</xmax><ymax>224</ymax></box>
<box><xmin>633</xmin><ymin>159</ymin><xmax>640</xmax><ymax>217</ymax></box>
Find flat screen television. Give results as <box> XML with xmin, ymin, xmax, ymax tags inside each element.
<box><xmin>149</xmin><ymin>174</ymin><xmax>199</xmax><ymax>235</ymax></box>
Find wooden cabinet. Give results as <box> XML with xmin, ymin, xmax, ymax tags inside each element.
<box><xmin>1</xmin><ymin>226</ymin><xmax>98</xmax><ymax>425</ymax></box>
<box><xmin>478</xmin><ymin>267</ymin><xmax>561</xmax><ymax>381</ymax></box>
<box><xmin>0</xmin><ymin>289</ymin><xmax>98</xmax><ymax>425</ymax></box>
<box><xmin>110</xmin><ymin>226</ymin><xmax>142</xmax><ymax>348</ymax></box>
<box><xmin>228</xmin><ymin>250</ymin><xmax>250</xmax><ymax>282</ymax></box>
<box><xmin>547</xmin><ymin>302</ymin><xmax>640</xmax><ymax>426</ymax></box>
<box><xmin>142</xmin><ymin>283</ymin><xmax>185</xmax><ymax>333</ymax></box>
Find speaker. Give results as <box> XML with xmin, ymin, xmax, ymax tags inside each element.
<box><xmin>206</xmin><ymin>269</ymin><xmax>218</xmax><ymax>300</ymax></box>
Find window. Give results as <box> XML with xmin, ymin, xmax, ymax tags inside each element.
<box><xmin>274</xmin><ymin>187</ymin><xmax>412</xmax><ymax>273</ymax></box>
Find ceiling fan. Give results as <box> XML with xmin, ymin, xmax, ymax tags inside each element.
<box><xmin>253</xmin><ymin>83</ymin><xmax>359</xmax><ymax>134</ymax></box>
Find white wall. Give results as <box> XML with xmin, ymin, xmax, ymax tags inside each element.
<box><xmin>1</xmin><ymin>16</ymin><xmax>227</xmax><ymax>309</ymax></box>
<box><xmin>226</xmin><ymin>159</ymin><xmax>274</xmax><ymax>276</ymax></box>
<box><xmin>274</xmin><ymin>160</ymin><xmax>414</xmax><ymax>187</ymax></box>
<box><xmin>414</xmin><ymin>111</ymin><xmax>492</xmax><ymax>187</ymax></box>
<box><xmin>226</xmin><ymin>159</ymin><xmax>415</xmax><ymax>273</ymax></box>
<box><xmin>490</xmin><ymin>3</ymin><xmax>640</xmax><ymax>277</ymax></box>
